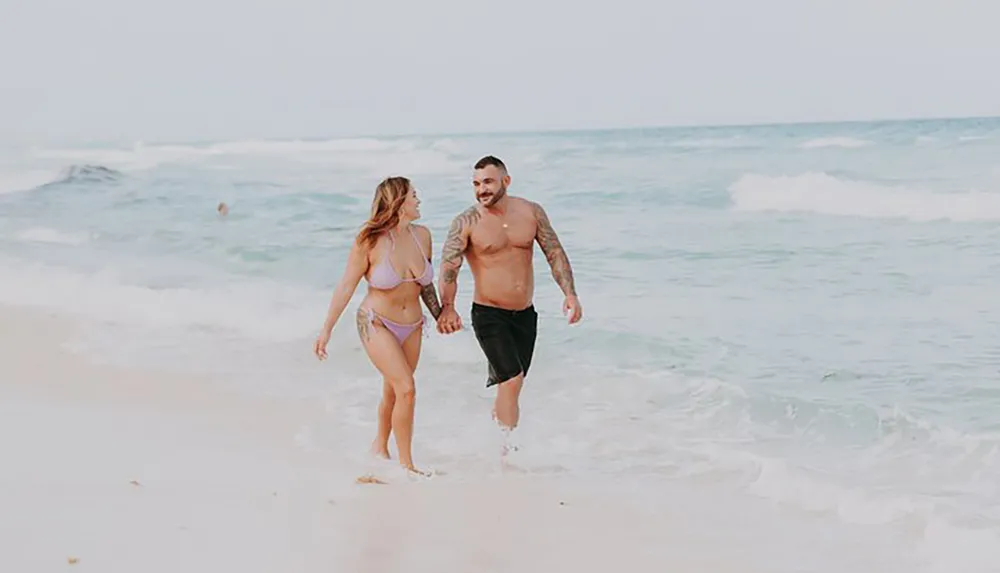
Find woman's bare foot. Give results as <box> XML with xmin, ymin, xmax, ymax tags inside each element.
<box><xmin>370</xmin><ymin>440</ymin><xmax>390</xmax><ymax>460</ymax></box>
<box><xmin>403</xmin><ymin>464</ymin><xmax>428</xmax><ymax>477</ymax></box>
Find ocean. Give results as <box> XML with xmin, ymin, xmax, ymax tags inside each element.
<box><xmin>2</xmin><ymin>117</ymin><xmax>999</xmax><ymax>570</ymax></box>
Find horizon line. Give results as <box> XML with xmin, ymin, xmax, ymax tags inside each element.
<box><xmin>9</xmin><ymin>112</ymin><xmax>1000</xmax><ymax>148</ymax></box>
<box><xmin>389</xmin><ymin>112</ymin><xmax>1000</xmax><ymax>141</ymax></box>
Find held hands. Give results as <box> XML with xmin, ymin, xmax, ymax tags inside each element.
<box><xmin>435</xmin><ymin>297</ymin><xmax>581</xmax><ymax>334</ymax></box>
<box><xmin>563</xmin><ymin>295</ymin><xmax>583</xmax><ymax>324</ymax></box>
<box><xmin>436</xmin><ymin>305</ymin><xmax>462</xmax><ymax>334</ymax></box>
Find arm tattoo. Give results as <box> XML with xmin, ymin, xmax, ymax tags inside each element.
<box><xmin>440</xmin><ymin>206</ymin><xmax>480</xmax><ymax>285</ymax></box>
<box><xmin>420</xmin><ymin>283</ymin><xmax>443</xmax><ymax>320</ymax></box>
<box><xmin>533</xmin><ymin>202</ymin><xmax>577</xmax><ymax>297</ymax></box>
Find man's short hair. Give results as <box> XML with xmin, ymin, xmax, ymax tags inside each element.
<box><xmin>474</xmin><ymin>155</ymin><xmax>507</xmax><ymax>173</ymax></box>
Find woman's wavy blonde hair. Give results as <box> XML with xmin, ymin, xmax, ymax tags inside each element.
<box><xmin>357</xmin><ymin>176</ymin><xmax>412</xmax><ymax>250</ymax></box>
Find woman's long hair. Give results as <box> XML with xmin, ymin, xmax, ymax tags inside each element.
<box><xmin>357</xmin><ymin>176</ymin><xmax>411</xmax><ymax>250</ymax></box>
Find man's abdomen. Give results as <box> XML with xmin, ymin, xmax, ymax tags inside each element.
<box><xmin>470</xmin><ymin>255</ymin><xmax>535</xmax><ymax>311</ymax></box>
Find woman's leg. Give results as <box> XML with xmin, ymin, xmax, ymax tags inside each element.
<box><xmin>401</xmin><ymin>320</ymin><xmax>423</xmax><ymax>372</ymax></box>
<box><xmin>357</xmin><ymin>308</ymin><xmax>420</xmax><ymax>471</ymax></box>
<box><xmin>359</xmin><ymin>308</ymin><xmax>396</xmax><ymax>459</ymax></box>
<box><xmin>371</xmin><ymin>378</ymin><xmax>395</xmax><ymax>459</ymax></box>
<box><xmin>372</xmin><ymin>322</ymin><xmax>423</xmax><ymax>461</ymax></box>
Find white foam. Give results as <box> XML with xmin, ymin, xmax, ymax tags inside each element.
<box><xmin>668</xmin><ymin>136</ymin><xmax>755</xmax><ymax>149</ymax></box>
<box><xmin>204</xmin><ymin>138</ymin><xmax>395</xmax><ymax>155</ymax></box>
<box><xmin>27</xmin><ymin>142</ymin><xmax>190</xmax><ymax>171</ymax></box>
<box><xmin>25</xmin><ymin>137</ymin><xmax>465</xmax><ymax>175</ymax></box>
<box><xmin>0</xmin><ymin>259</ymin><xmax>325</xmax><ymax>342</ymax></box>
<box><xmin>729</xmin><ymin>172</ymin><xmax>1000</xmax><ymax>222</ymax></box>
<box><xmin>747</xmin><ymin>457</ymin><xmax>935</xmax><ymax>524</ymax></box>
<box><xmin>0</xmin><ymin>169</ymin><xmax>58</xmax><ymax>194</ymax></box>
<box><xmin>919</xmin><ymin>517</ymin><xmax>1000</xmax><ymax>573</ymax></box>
<box><xmin>14</xmin><ymin>227</ymin><xmax>91</xmax><ymax>245</ymax></box>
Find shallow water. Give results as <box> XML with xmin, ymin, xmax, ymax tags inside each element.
<box><xmin>3</xmin><ymin>118</ymin><xmax>1000</xmax><ymax>570</ymax></box>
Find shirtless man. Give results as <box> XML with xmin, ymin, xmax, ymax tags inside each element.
<box><xmin>436</xmin><ymin>155</ymin><xmax>582</xmax><ymax>435</ymax></box>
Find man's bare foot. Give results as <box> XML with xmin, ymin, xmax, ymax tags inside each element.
<box><xmin>356</xmin><ymin>474</ymin><xmax>387</xmax><ymax>485</ymax></box>
<box><xmin>498</xmin><ymin>427</ymin><xmax>518</xmax><ymax>457</ymax></box>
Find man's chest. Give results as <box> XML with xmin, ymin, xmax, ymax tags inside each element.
<box><xmin>471</xmin><ymin>217</ymin><xmax>535</xmax><ymax>255</ymax></box>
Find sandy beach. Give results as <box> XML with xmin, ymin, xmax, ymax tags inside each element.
<box><xmin>0</xmin><ymin>304</ymin><xmax>959</xmax><ymax>572</ymax></box>
<box><xmin>0</xmin><ymin>304</ymin><xmax>677</xmax><ymax>572</ymax></box>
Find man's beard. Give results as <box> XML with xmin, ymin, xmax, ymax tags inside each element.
<box><xmin>478</xmin><ymin>186</ymin><xmax>506</xmax><ymax>207</ymax></box>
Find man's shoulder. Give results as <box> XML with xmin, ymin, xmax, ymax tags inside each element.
<box><xmin>510</xmin><ymin>196</ymin><xmax>545</xmax><ymax>219</ymax></box>
<box><xmin>451</xmin><ymin>204</ymin><xmax>483</xmax><ymax>227</ymax></box>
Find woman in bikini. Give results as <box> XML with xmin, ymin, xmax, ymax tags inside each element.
<box><xmin>313</xmin><ymin>176</ymin><xmax>443</xmax><ymax>475</ymax></box>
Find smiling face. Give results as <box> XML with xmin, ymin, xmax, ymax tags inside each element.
<box><xmin>473</xmin><ymin>163</ymin><xmax>510</xmax><ymax>207</ymax></box>
<box><xmin>400</xmin><ymin>184</ymin><xmax>421</xmax><ymax>222</ymax></box>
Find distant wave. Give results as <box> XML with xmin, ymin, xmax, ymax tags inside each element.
<box><xmin>798</xmin><ymin>137</ymin><xmax>873</xmax><ymax>149</ymax></box>
<box><xmin>729</xmin><ymin>172</ymin><xmax>1000</xmax><ymax>222</ymax></box>
<box><xmin>27</xmin><ymin>138</ymin><xmax>466</xmax><ymax>175</ymax></box>
<box><xmin>0</xmin><ymin>164</ymin><xmax>122</xmax><ymax>195</ymax></box>
<box><xmin>667</xmin><ymin>137</ymin><xmax>758</xmax><ymax>150</ymax></box>
<box><xmin>52</xmin><ymin>164</ymin><xmax>123</xmax><ymax>185</ymax></box>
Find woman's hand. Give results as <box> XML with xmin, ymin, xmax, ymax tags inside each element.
<box><xmin>436</xmin><ymin>305</ymin><xmax>463</xmax><ymax>334</ymax></box>
<box><xmin>313</xmin><ymin>331</ymin><xmax>331</xmax><ymax>360</ymax></box>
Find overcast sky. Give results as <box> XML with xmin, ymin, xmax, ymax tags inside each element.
<box><xmin>1</xmin><ymin>0</ymin><xmax>998</xmax><ymax>145</ymax></box>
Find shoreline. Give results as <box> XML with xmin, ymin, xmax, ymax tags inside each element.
<box><xmin>0</xmin><ymin>303</ymin><xmax>983</xmax><ymax>572</ymax></box>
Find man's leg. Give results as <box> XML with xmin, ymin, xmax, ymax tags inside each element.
<box><xmin>493</xmin><ymin>374</ymin><xmax>524</xmax><ymax>431</ymax></box>
<box><xmin>471</xmin><ymin>303</ymin><xmax>525</xmax><ymax>431</ymax></box>
<box><xmin>494</xmin><ymin>306</ymin><xmax>537</xmax><ymax>431</ymax></box>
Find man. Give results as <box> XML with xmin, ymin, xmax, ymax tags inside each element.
<box><xmin>436</xmin><ymin>155</ymin><xmax>582</xmax><ymax>437</ymax></box>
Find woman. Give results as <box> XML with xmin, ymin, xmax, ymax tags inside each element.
<box><xmin>313</xmin><ymin>176</ymin><xmax>443</xmax><ymax>475</ymax></box>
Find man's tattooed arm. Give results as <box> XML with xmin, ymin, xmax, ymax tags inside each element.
<box><xmin>532</xmin><ymin>202</ymin><xmax>577</xmax><ymax>297</ymax></box>
<box><xmin>438</xmin><ymin>206</ymin><xmax>480</xmax><ymax>308</ymax></box>
<box><xmin>412</xmin><ymin>226</ymin><xmax>444</xmax><ymax>320</ymax></box>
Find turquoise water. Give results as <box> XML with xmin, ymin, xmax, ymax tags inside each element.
<box><xmin>3</xmin><ymin>117</ymin><xmax>1000</xmax><ymax>570</ymax></box>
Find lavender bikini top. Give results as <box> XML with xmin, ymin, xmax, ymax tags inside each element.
<box><xmin>367</xmin><ymin>226</ymin><xmax>434</xmax><ymax>290</ymax></box>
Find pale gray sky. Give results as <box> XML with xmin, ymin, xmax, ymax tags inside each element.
<box><xmin>1</xmin><ymin>0</ymin><xmax>998</xmax><ymax>144</ymax></box>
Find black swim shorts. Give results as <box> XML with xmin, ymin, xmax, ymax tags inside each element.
<box><xmin>470</xmin><ymin>302</ymin><xmax>538</xmax><ymax>387</ymax></box>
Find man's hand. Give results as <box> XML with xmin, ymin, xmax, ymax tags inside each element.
<box><xmin>563</xmin><ymin>295</ymin><xmax>583</xmax><ymax>324</ymax></box>
<box><xmin>437</xmin><ymin>306</ymin><xmax>463</xmax><ymax>334</ymax></box>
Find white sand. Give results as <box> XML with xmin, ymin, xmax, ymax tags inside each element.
<box><xmin>0</xmin><ymin>304</ymin><xmax>929</xmax><ymax>572</ymax></box>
